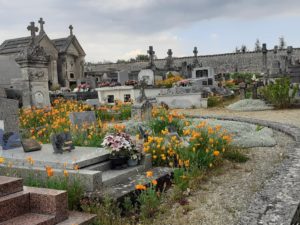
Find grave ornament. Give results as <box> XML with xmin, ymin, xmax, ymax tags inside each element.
<box><xmin>0</xmin><ymin>131</ymin><xmax>22</xmax><ymax>150</ymax></box>
<box><xmin>50</xmin><ymin>132</ymin><xmax>74</xmax><ymax>154</ymax></box>
<box><xmin>21</xmin><ymin>139</ymin><xmax>42</xmax><ymax>152</ymax></box>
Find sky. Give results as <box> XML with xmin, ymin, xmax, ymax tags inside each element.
<box><xmin>1</xmin><ymin>0</ymin><xmax>300</xmax><ymax>63</ymax></box>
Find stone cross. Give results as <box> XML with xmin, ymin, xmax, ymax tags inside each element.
<box><xmin>147</xmin><ymin>46</ymin><xmax>155</xmax><ymax>67</ymax></box>
<box><xmin>167</xmin><ymin>49</ymin><xmax>173</xmax><ymax>58</ymax></box>
<box><xmin>192</xmin><ymin>46</ymin><xmax>201</xmax><ymax>67</ymax></box>
<box><xmin>38</xmin><ymin>18</ymin><xmax>45</xmax><ymax>34</ymax></box>
<box><xmin>69</xmin><ymin>25</ymin><xmax>73</xmax><ymax>36</ymax></box>
<box><xmin>193</xmin><ymin>46</ymin><xmax>198</xmax><ymax>57</ymax></box>
<box><xmin>27</xmin><ymin>22</ymin><xmax>38</xmax><ymax>39</ymax></box>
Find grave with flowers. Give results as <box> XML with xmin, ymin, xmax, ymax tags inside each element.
<box><xmin>0</xmin><ymin>96</ymin><xmax>278</xmax><ymax>203</ymax></box>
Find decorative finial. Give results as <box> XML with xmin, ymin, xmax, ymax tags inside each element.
<box><xmin>38</xmin><ymin>18</ymin><xmax>45</xmax><ymax>34</ymax></box>
<box><xmin>69</xmin><ymin>25</ymin><xmax>73</xmax><ymax>36</ymax></box>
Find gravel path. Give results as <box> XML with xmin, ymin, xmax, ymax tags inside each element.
<box><xmin>153</xmin><ymin>131</ymin><xmax>293</xmax><ymax>225</ymax></box>
<box><xmin>176</xmin><ymin>108</ymin><xmax>300</xmax><ymax>128</ymax></box>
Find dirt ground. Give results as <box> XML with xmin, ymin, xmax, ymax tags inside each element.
<box><xmin>152</xmin><ymin>131</ymin><xmax>292</xmax><ymax>225</ymax></box>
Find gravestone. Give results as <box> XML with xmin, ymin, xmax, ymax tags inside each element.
<box><xmin>0</xmin><ymin>95</ymin><xmax>19</xmax><ymax>133</ymax></box>
<box><xmin>118</xmin><ymin>70</ymin><xmax>129</xmax><ymax>85</ymax></box>
<box><xmin>239</xmin><ymin>82</ymin><xmax>247</xmax><ymax>99</ymax></box>
<box><xmin>69</xmin><ymin>111</ymin><xmax>96</xmax><ymax>128</ymax></box>
<box><xmin>138</xmin><ymin>69</ymin><xmax>154</xmax><ymax>86</ymax></box>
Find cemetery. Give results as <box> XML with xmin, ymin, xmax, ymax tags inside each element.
<box><xmin>0</xmin><ymin>13</ymin><xmax>300</xmax><ymax>225</ymax></box>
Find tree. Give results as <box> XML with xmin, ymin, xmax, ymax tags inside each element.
<box><xmin>254</xmin><ymin>39</ymin><xmax>261</xmax><ymax>52</ymax></box>
<box><xmin>241</xmin><ymin>45</ymin><xmax>247</xmax><ymax>53</ymax></box>
<box><xmin>279</xmin><ymin>36</ymin><xmax>286</xmax><ymax>50</ymax></box>
<box><xmin>135</xmin><ymin>54</ymin><xmax>149</xmax><ymax>61</ymax></box>
<box><xmin>116</xmin><ymin>59</ymin><xmax>127</xmax><ymax>63</ymax></box>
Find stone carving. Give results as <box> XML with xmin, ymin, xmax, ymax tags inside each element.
<box><xmin>29</xmin><ymin>70</ymin><xmax>45</xmax><ymax>80</ymax></box>
<box><xmin>34</xmin><ymin>91</ymin><xmax>44</xmax><ymax>104</ymax></box>
<box><xmin>38</xmin><ymin>18</ymin><xmax>45</xmax><ymax>34</ymax></box>
<box><xmin>16</xmin><ymin>44</ymin><xmax>49</xmax><ymax>63</ymax></box>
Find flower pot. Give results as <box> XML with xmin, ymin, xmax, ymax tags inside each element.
<box><xmin>110</xmin><ymin>155</ymin><xmax>128</xmax><ymax>169</ymax></box>
<box><xmin>127</xmin><ymin>158</ymin><xmax>139</xmax><ymax>167</ymax></box>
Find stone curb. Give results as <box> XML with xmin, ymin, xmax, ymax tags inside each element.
<box><xmin>186</xmin><ymin>114</ymin><xmax>300</xmax><ymax>225</ymax></box>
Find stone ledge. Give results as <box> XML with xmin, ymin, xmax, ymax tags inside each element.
<box><xmin>185</xmin><ymin>114</ymin><xmax>300</xmax><ymax>224</ymax></box>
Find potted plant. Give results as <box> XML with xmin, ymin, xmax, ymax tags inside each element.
<box><xmin>127</xmin><ymin>148</ymin><xmax>141</xmax><ymax>167</ymax></box>
<box><xmin>102</xmin><ymin>132</ymin><xmax>134</xmax><ymax>169</ymax></box>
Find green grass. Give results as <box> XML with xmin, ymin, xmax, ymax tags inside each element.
<box><xmin>223</xmin><ymin>148</ymin><xmax>249</xmax><ymax>163</ymax></box>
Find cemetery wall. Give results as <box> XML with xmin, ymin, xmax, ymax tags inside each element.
<box><xmin>86</xmin><ymin>48</ymin><xmax>300</xmax><ymax>74</ymax></box>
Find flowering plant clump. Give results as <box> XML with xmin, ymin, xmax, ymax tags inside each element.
<box><xmin>19</xmin><ymin>98</ymin><xmax>132</xmax><ymax>146</ymax></box>
<box><xmin>144</xmin><ymin>115</ymin><xmax>232</xmax><ymax>169</ymax></box>
<box><xmin>149</xmin><ymin>107</ymin><xmax>185</xmax><ymax>135</ymax></box>
<box><xmin>156</xmin><ymin>74</ymin><xmax>183</xmax><ymax>88</ymax></box>
<box><xmin>102</xmin><ymin>132</ymin><xmax>135</xmax><ymax>157</ymax></box>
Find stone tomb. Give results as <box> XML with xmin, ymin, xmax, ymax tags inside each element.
<box><xmin>0</xmin><ymin>144</ymin><xmax>109</xmax><ymax>170</ymax></box>
<box><xmin>0</xmin><ymin>94</ymin><xmax>19</xmax><ymax>133</ymax></box>
<box><xmin>69</xmin><ymin>111</ymin><xmax>96</xmax><ymax>128</ymax></box>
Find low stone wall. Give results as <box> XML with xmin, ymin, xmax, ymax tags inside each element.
<box><xmin>186</xmin><ymin>114</ymin><xmax>300</xmax><ymax>224</ymax></box>
<box><xmin>157</xmin><ymin>94</ymin><xmax>207</xmax><ymax>108</ymax></box>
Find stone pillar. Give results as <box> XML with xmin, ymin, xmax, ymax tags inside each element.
<box><xmin>15</xmin><ymin>44</ymin><xmax>51</xmax><ymax>108</ymax></box>
<box><xmin>52</xmin><ymin>60</ymin><xmax>59</xmax><ymax>85</ymax></box>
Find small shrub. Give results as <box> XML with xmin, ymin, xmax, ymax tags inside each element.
<box><xmin>260</xmin><ymin>77</ymin><xmax>299</xmax><ymax>108</ymax></box>
<box><xmin>207</xmin><ymin>96</ymin><xmax>223</xmax><ymax>107</ymax></box>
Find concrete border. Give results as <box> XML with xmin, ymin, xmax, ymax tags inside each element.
<box><xmin>186</xmin><ymin>114</ymin><xmax>300</xmax><ymax>225</ymax></box>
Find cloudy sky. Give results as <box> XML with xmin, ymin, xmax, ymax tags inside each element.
<box><xmin>1</xmin><ymin>0</ymin><xmax>300</xmax><ymax>62</ymax></box>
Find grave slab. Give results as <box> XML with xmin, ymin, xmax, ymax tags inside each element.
<box><xmin>0</xmin><ymin>144</ymin><xmax>109</xmax><ymax>170</ymax></box>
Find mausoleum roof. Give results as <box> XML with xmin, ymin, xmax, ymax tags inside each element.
<box><xmin>0</xmin><ymin>36</ymin><xmax>32</xmax><ymax>55</ymax></box>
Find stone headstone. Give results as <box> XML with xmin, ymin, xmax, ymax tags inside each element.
<box><xmin>69</xmin><ymin>111</ymin><xmax>96</xmax><ymax>128</ymax></box>
<box><xmin>131</xmin><ymin>100</ymin><xmax>153</xmax><ymax>121</ymax></box>
<box><xmin>50</xmin><ymin>132</ymin><xmax>74</xmax><ymax>154</ymax></box>
<box><xmin>118</xmin><ymin>70</ymin><xmax>129</xmax><ymax>85</ymax></box>
<box><xmin>239</xmin><ymin>82</ymin><xmax>247</xmax><ymax>99</ymax></box>
<box><xmin>21</xmin><ymin>139</ymin><xmax>42</xmax><ymax>152</ymax></box>
<box><xmin>0</xmin><ymin>98</ymin><xmax>19</xmax><ymax>133</ymax></box>
<box><xmin>138</xmin><ymin>69</ymin><xmax>154</xmax><ymax>86</ymax></box>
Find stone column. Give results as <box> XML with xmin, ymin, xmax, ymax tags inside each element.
<box><xmin>52</xmin><ymin>60</ymin><xmax>59</xmax><ymax>85</ymax></box>
<box><xmin>15</xmin><ymin>44</ymin><xmax>51</xmax><ymax>108</ymax></box>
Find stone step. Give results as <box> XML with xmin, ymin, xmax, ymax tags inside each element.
<box><xmin>24</xmin><ymin>186</ymin><xmax>68</xmax><ymax>223</ymax></box>
<box><xmin>56</xmin><ymin>211</ymin><xmax>96</xmax><ymax>225</ymax></box>
<box><xmin>0</xmin><ymin>213</ymin><xmax>56</xmax><ymax>225</ymax></box>
<box><xmin>81</xmin><ymin>160</ymin><xmax>111</xmax><ymax>172</ymax></box>
<box><xmin>0</xmin><ymin>191</ymin><xmax>30</xmax><ymax>223</ymax></box>
<box><xmin>102</xmin><ymin>165</ymin><xmax>147</xmax><ymax>187</ymax></box>
<box><xmin>102</xmin><ymin>167</ymin><xmax>173</xmax><ymax>199</ymax></box>
<box><xmin>0</xmin><ymin>176</ymin><xmax>23</xmax><ymax>197</ymax></box>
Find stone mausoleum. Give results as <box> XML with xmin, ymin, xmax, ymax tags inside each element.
<box><xmin>0</xmin><ymin>18</ymin><xmax>86</xmax><ymax>107</ymax></box>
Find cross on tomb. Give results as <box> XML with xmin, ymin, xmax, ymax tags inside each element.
<box><xmin>147</xmin><ymin>46</ymin><xmax>155</xmax><ymax>66</ymax></box>
<box><xmin>167</xmin><ymin>49</ymin><xmax>173</xmax><ymax>57</ymax></box>
<box><xmin>38</xmin><ymin>18</ymin><xmax>45</xmax><ymax>34</ymax></box>
<box><xmin>27</xmin><ymin>22</ymin><xmax>39</xmax><ymax>39</ymax></box>
<box><xmin>69</xmin><ymin>25</ymin><xmax>73</xmax><ymax>36</ymax></box>
<box><xmin>193</xmin><ymin>47</ymin><xmax>198</xmax><ymax>57</ymax></box>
